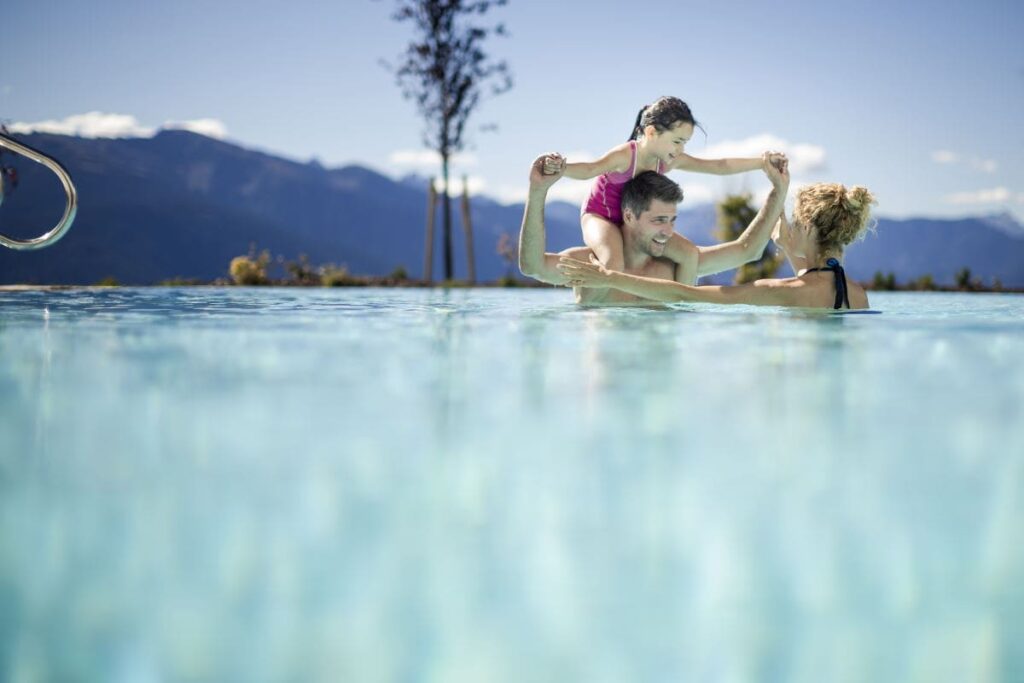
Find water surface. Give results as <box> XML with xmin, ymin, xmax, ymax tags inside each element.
<box><xmin>1</xmin><ymin>288</ymin><xmax>1022</xmax><ymax>681</ymax></box>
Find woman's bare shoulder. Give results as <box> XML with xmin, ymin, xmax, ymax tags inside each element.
<box><xmin>848</xmin><ymin>282</ymin><xmax>870</xmax><ymax>309</ymax></box>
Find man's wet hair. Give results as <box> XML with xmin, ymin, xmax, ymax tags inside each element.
<box><xmin>621</xmin><ymin>171</ymin><xmax>683</xmax><ymax>219</ymax></box>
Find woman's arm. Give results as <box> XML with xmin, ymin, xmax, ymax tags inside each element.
<box><xmin>557</xmin><ymin>256</ymin><xmax>800</xmax><ymax>306</ymax></box>
<box><xmin>545</xmin><ymin>145</ymin><xmax>632</xmax><ymax>180</ymax></box>
<box><xmin>773</xmin><ymin>212</ymin><xmax>811</xmax><ymax>275</ymax></box>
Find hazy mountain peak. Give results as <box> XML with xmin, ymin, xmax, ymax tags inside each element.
<box><xmin>980</xmin><ymin>211</ymin><xmax>1024</xmax><ymax>238</ymax></box>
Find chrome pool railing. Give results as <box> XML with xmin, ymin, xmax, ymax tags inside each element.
<box><xmin>0</xmin><ymin>132</ymin><xmax>78</xmax><ymax>250</ymax></box>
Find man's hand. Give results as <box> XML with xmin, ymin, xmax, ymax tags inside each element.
<box><xmin>530</xmin><ymin>153</ymin><xmax>564</xmax><ymax>190</ymax></box>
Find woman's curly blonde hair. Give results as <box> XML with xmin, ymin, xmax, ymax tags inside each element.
<box><xmin>793</xmin><ymin>184</ymin><xmax>877</xmax><ymax>258</ymax></box>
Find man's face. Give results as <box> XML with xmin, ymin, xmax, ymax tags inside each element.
<box><xmin>623</xmin><ymin>199</ymin><xmax>678</xmax><ymax>257</ymax></box>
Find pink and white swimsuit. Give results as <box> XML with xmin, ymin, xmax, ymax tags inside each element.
<box><xmin>581</xmin><ymin>140</ymin><xmax>665</xmax><ymax>225</ymax></box>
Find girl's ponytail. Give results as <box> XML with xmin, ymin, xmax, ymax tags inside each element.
<box><xmin>627</xmin><ymin>97</ymin><xmax>701</xmax><ymax>140</ymax></box>
<box><xmin>628</xmin><ymin>106</ymin><xmax>647</xmax><ymax>141</ymax></box>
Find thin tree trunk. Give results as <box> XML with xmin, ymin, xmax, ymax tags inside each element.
<box><xmin>424</xmin><ymin>178</ymin><xmax>436</xmax><ymax>283</ymax></box>
<box><xmin>461</xmin><ymin>175</ymin><xmax>475</xmax><ymax>284</ymax></box>
<box><xmin>442</xmin><ymin>154</ymin><xmax>453</xmax><ymax>281</ymax></box>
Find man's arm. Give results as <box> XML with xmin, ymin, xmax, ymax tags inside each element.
<box><xmin>695</xmin><ymin>154</ymin><xmax>790</xmax><ymax>277</ymax></box>
<box><xmin>667</xmin><ymin>234</ymin><xmax>699</xmax><ymax>285</ymax></box>
<box><xmin>518</xmin><ymin>190</ymin><xmax>572</xmax><ymax>285</ymax></box>
<box><xmin>518</xmin><ymin>155</ymin><xmax>574</xmax><ymax>285</ymax></box>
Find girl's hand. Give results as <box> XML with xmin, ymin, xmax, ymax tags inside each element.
<box><xmin>530</xmin><ymin>154</ymin><xmax>564</xmax><ymax>189</ymax></box>
<box><xmin>542</xmin><ymin>154</ymin><xmax>565</xmax><ymax>175</ymax></box>
<box><xmin>762</xmin><ymin>151</ymin><xmax>790</xmax><ymax>189</ymax></box>
<box><xmin>767</xmin><ymin>151</ymin><xmax>787</xmax><ymax>173</ymax></box>
<box><xmin>557</xmin><ymin>254</ymin><xmax>611</xmax><ymax>287</ymax></box>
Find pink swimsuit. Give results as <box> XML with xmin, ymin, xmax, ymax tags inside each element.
<box><xmin>582</xmin><ymin>140</ymin><xmax>665</xmax><ymax>225</ymax></box>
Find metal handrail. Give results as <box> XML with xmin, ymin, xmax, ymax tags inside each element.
<box><xmin>0</xmin><ymin>132</ymin><xmax>78</xmax><ymax>250</ymax></box>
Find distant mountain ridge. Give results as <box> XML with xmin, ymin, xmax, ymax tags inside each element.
<box><xmin>1</xmin><ymin>131</ymin><xmax>1023</xmax><ymax>287</ymax></box>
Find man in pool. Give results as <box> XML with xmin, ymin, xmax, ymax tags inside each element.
<box><xmin>518</xmin><ymin>153</ymin><xmax>790</xmax><ymax>305</ymax></box>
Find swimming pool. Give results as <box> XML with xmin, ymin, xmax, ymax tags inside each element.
<box><xmin>2</xmin><ymin>287</ymin><xmax>1022</xmax><ymax>680</ymax></box>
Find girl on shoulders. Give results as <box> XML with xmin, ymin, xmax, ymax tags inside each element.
<box><xmin>544</xmin><ymin>96</ymin><xmax>782</xmax><ymax>279</ymax></box>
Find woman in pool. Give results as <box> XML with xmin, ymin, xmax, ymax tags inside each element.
<box><xmin>557</xmin><ymin>183</ymin><xmax>877</xmax><ymax>310</ymax></box>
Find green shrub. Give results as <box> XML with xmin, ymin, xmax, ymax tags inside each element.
<box><xmin>229</xmin><ymin>246</ymin><xmax>271</xmax><ymax>285</ymax></box>
<box><xmin>320</xmin><ymin>265</ymin><xmax>356</xmax><ymax>287</ymax></box>
<box><xmin>286</xmin><ymin>254</ymin><xmax>320</xmax><ymax>285</ymax></box>
<box><xmin>871</xmin><ymin>271</ymin><xmax>897</xmax><ymax>291</ymax></box>
<box><xmin>911</xmin><ymin>274</ymin><xmax>936</xmax><ymax>291</ymax></box>
<box><xmin>159</xmin><ymin>277</ymin><xmax>204</xmax><ymax>286</ymax></box>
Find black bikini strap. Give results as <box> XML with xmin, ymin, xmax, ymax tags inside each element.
<box><xmin>804</xmin><ymin>258</ymin><xmax>850</xmax><ymax>309</ymax></box>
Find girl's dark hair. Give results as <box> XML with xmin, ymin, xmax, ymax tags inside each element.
<box><xmin>628</xmin><ymin>96</ymin><xmax>703</xmax><ymax>140</ymax></box>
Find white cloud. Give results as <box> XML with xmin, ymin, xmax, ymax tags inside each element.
<box><xmin>701</xmin><ymin>134</ymin><xmax>826</xmax><ymax>174</ymax></box>
<box><xmin>547</xmin><ymin>181</ymin><xmax>591</xmax><ymax>205</ymax></box>
<box><xmin>10</xmin><ymin>111</ymin><xmax>153</xmax><ymax>138</ymax></box>
<box><xmin>389</xmin><ymin>149</ymin><xmax>478</xmax><ymax>168</ymax></box>
<box><xmin>491</xmin><ymin>180</ymin><xmax>588</xmax><ymax>206</ymax></box>
<box><xmin>162</xmin><ymin>118</ymin><xmax>228</xmax><ymax>139</ymax></box>
<box><xmin>556</xmin><ymin>150</ymin><xmax>598</xmax><ymax>164</ymax></box>
<box><xmin>970</xmin><ymin>158</ymin><xmax>998</xmax><ymax>173</ymax></box>
<box><xmin>491</xmin><ymin>184</ymin><xmax>528</xmax><ymax>204</ymax></box>
<box><xmin>945</xmin><ymin>187</ymin><xmax>1012</xmax><ymax>204</ymax></box>
<box><xmin>682</xmin><ymin>183</ymin><xmax>715</xmax><ymax>205</ymax></box>
<box><xmin>431</xmin><ymin>175</ymin><xmax>486</xmax><ymax>195</ymax></box>
<box><xmin>931</xmin><ymin>149</ymin><xmax>997</xmax><ymax>173</ymax></box>
<box><xmin>9</xmin><ymin>111</ymin><xmax>228</xmax><ymax>140</ymax></box>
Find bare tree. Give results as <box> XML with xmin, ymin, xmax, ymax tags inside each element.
<box><xmin>384</xmin><ymin>0</ymin><xmax>513</xmax><ymax>281</ymax></box>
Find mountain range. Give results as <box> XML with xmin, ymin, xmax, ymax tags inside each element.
<box><xmin>1</xmin><ymin>131</ymin><xmax>1022</xmax><ymax>287</ymax></box>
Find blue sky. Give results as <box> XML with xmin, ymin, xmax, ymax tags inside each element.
<box><xmin>5</xmin><ymin>0</ymin><xmax>1024</xmax><ymax>220</ymax></box>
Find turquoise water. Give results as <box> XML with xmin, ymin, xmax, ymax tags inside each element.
<box><xmin>1</xmin><ymin>287</ymin><xmax>1023</xmax><ymax>681</ymax></box>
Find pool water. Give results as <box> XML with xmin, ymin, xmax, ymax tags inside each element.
<box><xmin>1</xmin><ymin>288</ymin><xmax>1022</xmax><ymax>681</ymax></box>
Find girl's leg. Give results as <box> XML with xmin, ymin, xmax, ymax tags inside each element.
<box><xmin>663</xmin><ymin>233</ymin><xmax>699</xmax><ymax>284</ymax></box>
<box><xmin>581</xmin><ymin>213</ymin><xmax>625</xmax><ymax>272</ymax></box>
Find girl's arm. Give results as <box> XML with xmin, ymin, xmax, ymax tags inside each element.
<box><xmin>557</xmin><ymin>255</ymin><xmax>802</xmax><ymax>306</ymax></box>
<box><xmin>671</xmin><ymin>152</ymin><xmax>783</xmax><ymax>176</ymax></box>
<box><xmin>545</xmin><ymin>145</ymin><xmax>632</xmax><ymax>180</ymax></box>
